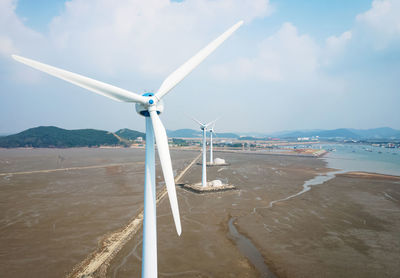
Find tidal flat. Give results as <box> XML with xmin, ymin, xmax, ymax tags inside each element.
<box><xmin>108</xmin><ymin>152</ymin><xmax>400</xmax><ymax>278</ymax></box>
<box><xmin>0</xmin><ymin>148</ymin><xmax>197</xmax><ymax>278</ymax></box>
<box><xmin>1</xmin><ymin>148</ymin><xmax>399</xmax><ymax>278</ymax></box>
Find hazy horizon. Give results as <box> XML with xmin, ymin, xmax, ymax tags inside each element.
<box><xmin>1</xmin><ymin>124</ymin><xmax>399</xmax><ymax>137</ymax></box>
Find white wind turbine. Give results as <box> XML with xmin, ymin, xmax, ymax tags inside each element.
<box><xmin>209</xmin><ymin>122</ymin><xmax>217</xmax><ymax>164</ymax></box>
<box><xmin>191</xmin><ymin>118</ymin><xmax>217</xmax><ymax>187</ymax></box>
<box><xmin>12</xmin><ymin>20</ymin><xmax>243</xmax><ymax>278</ymax></box>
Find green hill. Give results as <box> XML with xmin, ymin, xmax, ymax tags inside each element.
<box><xmin>0</xmin><ymin>126</ymin><xmax>122</xmax><ymax>148</ymax></box>
<box><xmin>115</xmin><ymin>128</ymin><xmax>145</xmax><ymax>140</ymax></box>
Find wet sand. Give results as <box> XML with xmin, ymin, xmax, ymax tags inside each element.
<box><xmin>106</xmin><ymin>153</ymin><xmax>327</xmax><ymax>277</ymax></box>
<box><xmin>0</xmin><ymin>148</ymin><xmax>198</xmax><ymax>278</ymax></box>
<box><xmin>107</xmin><ymin>151</ymin><xmax>399</xmax><ymax>278</ymax></box>
<box><xmin>1</xmin><ymin>149</ymin><xmax>399</xmax><ymax>277</ymax></box>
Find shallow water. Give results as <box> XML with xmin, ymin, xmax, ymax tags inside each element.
<box><xmin>268</xmin><ymin>169</ymin><xmax>346</xmax><ymax>208</ymax></box>
<box><xmin>321</xmin><ymin>144</ymin><xmax>400</xmax><ymax>176</ymax></box>
<box><xmin>228</xmin><ymin>217</ymin><xmax>277</xmax><ymax>278</ymax></box>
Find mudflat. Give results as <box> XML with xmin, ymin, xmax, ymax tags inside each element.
<box><xmin>107</xmin><ymin>152</ymin><xmax>399</xmax><ymax>278</ymax></box>
<box><xmin>0</xmin><ymin>148</ymin><xmax>198</xmax><ymax>278</ymax></box>
<box><xmin>1</xmin><ymin>149</ymin><xmax>399</xmax><ymax>278</ymax></box>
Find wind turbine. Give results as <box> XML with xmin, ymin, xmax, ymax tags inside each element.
<box><xmin>191</xmin><ymin>118</ymin><xmax>216</xmax><ymax>187</ymax></box>
<box><xmin>12</xmin><ymin>20</ymin><xmax>243</xmax><ymax>278</ymax></box>
<box><xmin>209</xmin><ymin>122</ymin><xmax>217</xmax><ymax>165</ymax></box>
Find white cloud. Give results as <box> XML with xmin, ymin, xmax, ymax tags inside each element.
<box><xmin>211</xmin><ymin>0</ymin><xmax>400</xmax><ymax>84</ymax></box>
<box><xmin>42</xmin><ymin>0</ymin><xmax>272</xmax><ymax>77</ymax></box>
<box><xmin>0</xmin><ymin>0</ymin><xmax>273</xmax><ymax>84</ymax></box>
<box><xmin>0</xmin><ymin>0</ymin><xmax>276</xmax><ymax>133</ymax></box>
<box><xmin>356</xmin><ymin>0</ymin><xmax>400</xmax><ymax>49</ymax></box>
<box><xmin>211</xmin><ymin>22</ymin><xmax>320</xmax><ymax>82</ymax></box>
<box><xmin>0</xmin><ymin>36</ymin><xmax>16</xmax><ymax>56</ymax></box>
<box><xmin>1</xmin><ymin>0</ymin><xmax>399</xmax><ymax>133</ymax></box>
<box><xmin>0</xmin><ymin>0</ymin><xmax>43</xmax><ymax>57</ymax></box>
<box><xmin>323</xmin><ymin>30</ymin><xmax>352</xmax><ymax>66</ymax></box>
<box><xmin>0</xmin><ymin>0</ymin><xmax>46</xmax><ymax>84</ymax></box>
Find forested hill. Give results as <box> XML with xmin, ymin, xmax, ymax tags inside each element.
<box><xmin>0</xmin><ymin>126</ymin><xmax>126</xmax><ymax>148</ymax></box>
<box><xmin>115</xmin><ymin>128</ymin><xmax>145</xmax><ymax>140</ymax></box>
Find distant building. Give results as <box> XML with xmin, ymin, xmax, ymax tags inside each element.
<box><xmin>135</xmin><ymin>137</ymin><xmax>143</xmax><ymax>142</ymax></box>
<box><xmin>297</xmin><ymin>137</ymin><xmax>310</xmax><ymax>141</ymax></box>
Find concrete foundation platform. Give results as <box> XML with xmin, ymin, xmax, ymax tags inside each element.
<box><xmin>180</xmin><ymin>182</ymin><xmax>236</xmax><ymax>193</ymax></box>
<box><xmin>196</xmin><ymin>162</ymin><xmax>231</xmax><ymax>167</ymax></box>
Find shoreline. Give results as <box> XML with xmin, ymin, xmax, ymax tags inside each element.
<box><xmin>0</xmin><ymin>146</ymin><xmax>328</xmax><ymax>157</ymax></box>
<box><xmin>337</xmin><ymin>171</ymin><xmax>400</xmax><ymax>180</ymax></box>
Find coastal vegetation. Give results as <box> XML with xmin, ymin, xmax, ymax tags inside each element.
<box><xmin>1</xmin><ymin>126</ymin><xmax>399</xmax><ymax>149</ymax></box>
<box><xmin>0</xmin><ymin>126</ymin><xmax>144</xmax><ymax>148</ymax></box>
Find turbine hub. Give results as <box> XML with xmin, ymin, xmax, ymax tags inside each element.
<box><xmin>135</xmin><ymin>93</ymin><xmax>164</xmax><ymax>117</ymax></box>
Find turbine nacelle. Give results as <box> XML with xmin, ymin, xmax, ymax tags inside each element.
<box><xmin>135</xmin><ymin>93</ymin><xmax>164</xmax><ymax>117</ymax></box>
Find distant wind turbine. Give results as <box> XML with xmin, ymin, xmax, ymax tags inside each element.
<box><xmin>12</xmin><ymin>20</ymin><xmax>243</xmax><ymax>277</ymax></box>
<box><xmin>209</xmin><ymin>122</ymin><xmax>217</xmax><ymax>164</ymax></box>
<box><xmin>191</xmin><ymin>117</ymin><xmax>217</xmax><ymax>187</ymax></box>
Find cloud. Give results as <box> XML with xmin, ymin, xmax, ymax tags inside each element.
<box><xmin>1</xmin><ymin>0</ymin><xmax>273</xmax><ymax>82</ymax></box>
<box><xmin>211</xmin><ymin>22</ymin><xmax>320</xmax><ymax>82</ymax></box>
<box><xmin>1</xmin><ymin>0</ymin><xmax>399</xmax><ymax>133</ymax></box>
<box><xmin>0</xmin><ymin>0</ymin><xmax>43</xmax><ymax>57</ymax></box>
<box><xmin>323</xmin><ymin>31</ymin><xmax>352</xmax><ymax>66</ymax></box>
<box><xmin>0</xmin><ymin>36</ymin><xmax>16</xmax><ymax>56</ymax></box>
<box><xmin>0</xmin><ymin>0</ymin><xmax>45</xmax><ymax>83</ymax></box>
<box><xmin>355</xmin><ymin>0</ymin><xmax>400</xmax><ymax>49</ymax></box>
<box><xmin>211</xmin><ymin>0</ymin><xmax>400</xmax><ymax>84</ymax></box>
<box><xmin>0</xmin><ymin>0</ymin><xmax>275</xmax><ymax>133</ymax></box>
<box><xmin>43</xmin><ymin>0</ymin><xmax>273</xmax><ymax>77</ymax></box>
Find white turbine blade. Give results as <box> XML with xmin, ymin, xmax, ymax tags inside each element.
<box><xmin>149</xmin><ymin>110</ymin><xmax>181</xmax><ymax>235</ymax></box>
<box><xmin>12</xmin><ymin>55</ymin><xmax>147</xmax><ymax>104</ymax></box>
<box><xmin>189</xmin><ymin>116</ymin><xmax>204</xmax><ymax>127</ymax></box>
<box><xmin>205</xmin><ymin>117</ymin><xmax>219</xmax><ymax>128</ymax></box>
<box><xmin>155</xmin><ymin>20</ymin><xmax>243</xmax><ymax>100</ymax></box>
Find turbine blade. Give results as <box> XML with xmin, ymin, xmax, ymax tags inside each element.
<box><xmin>155</xmin><ymin>20</ymin><xmax>243</xmax><ymax>100</ymax></box>
<box><xmin>12</xmin><ymin>55</ymin><xmax>147</xmax><ymax>104</ymax></box>
<box><xmin>205</xmin><ymin>117</ymin><xmax>219</xmax><ymax>128</ymax></box>
<box><xmin>188</xmin><ymin>115</ymin><xmax>204</xmax><ymax>127</ymax></box>
<box><xmin>149</xmin><ymin>110</ymin><xmax>182</xmax><ymax>235</ymax></box>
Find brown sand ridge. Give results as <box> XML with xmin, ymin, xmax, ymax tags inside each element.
<box><xmin>338</xmin><ymin>171</ymin><xmax>400</xmax><ymax>180</ymax></box>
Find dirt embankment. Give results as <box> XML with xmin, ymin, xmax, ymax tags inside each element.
<box><xmin>338</xmin><ymin>171</ymin><xmax>400</xmax><ymax>180</ymax></box>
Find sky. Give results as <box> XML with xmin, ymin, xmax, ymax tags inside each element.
<box><xmin>0</xmin><ymin>0</ymin><xmax>399</xmax><ymax>135</ymax></box>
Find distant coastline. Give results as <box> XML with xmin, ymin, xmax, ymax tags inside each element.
<box><xmin>0</xmin><ymin>126</ymin><xmax>144</xmax><ymax>148</ymax></box>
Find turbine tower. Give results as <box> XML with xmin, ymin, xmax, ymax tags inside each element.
<box><xmin>209</xmin><ymin>123</ymin><xmax>217</xmax><ymax>165</ymax></box>
<box><xmin>192</xmin><ymin>118</ymin><xmax>216</xmax><ymax>187</ymax></box>
<box><xmin>12</xmin><ymin>20</ymin><xmax>243</xmax><ymax>278</ymax></box>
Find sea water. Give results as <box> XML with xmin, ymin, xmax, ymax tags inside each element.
<box><xmin>320</xmin><ymin>144</ymin><xmax>400</xmax><ymax>176</ymax></box>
